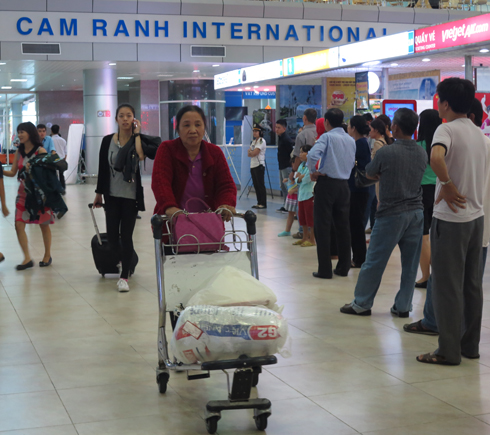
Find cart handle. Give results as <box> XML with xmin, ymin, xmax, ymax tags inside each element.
<box><xmin>243</xmin><ymin>211</ymin><xmax>257</xmax><ymax>236</ymax></box>
<box><xmin>151</xmin><ymin>214</ymin><xmax>165</xmax><ymax>240</ymax></box>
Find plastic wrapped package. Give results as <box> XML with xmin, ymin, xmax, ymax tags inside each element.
<box><xmin>186</xmin><ymin>266</ymin><xmax>281</xmax><ymax>311</ymax></box>
<box><xmin>170</xmin><ymin>305</ymin><xmax>291</xmax><ymax>364</ymax></box>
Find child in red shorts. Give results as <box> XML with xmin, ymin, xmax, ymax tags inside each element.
<box><xmin>294</xmin><ymin>145</ymin><xmax>315</xmax><ymax>247</ymax></box>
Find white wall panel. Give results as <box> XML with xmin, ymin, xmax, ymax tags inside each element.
<box><xmin>223</xmin><ymin>0</ymin><xmax>264</xmax><ymax>18</ymax></box>
<box><xmin>93</xmin><ymin>0</ymin><xmax>137</xmax><ymax>14</ymax></box>
<box><xmin>0</xmin><ymin>0</ymin><xmax>46</xmax><ymax>11</ymax></box>
<box><xmin>224</xmin><ymin>45</ymin><xmax>263</xmax><ymax>63</ymax></box>
<box><xmin>138</xmin><ymin>43</ymin><xmax>180</xmax><ymax>61</ymax></box>
<box><xmin>378</xmin><ymin>6</ymin><xmax>415</xmax><ymax>24</ymax></box>
<box><xmin>264</xmin><ymin>46</ymin><xmax>302</xmax><ymax>63</ymax></box>
<box><xmin>303</xmin><ymin>3</ymin><xmax>341</xmax><ymax>21</ymax></box>
<box><xmin>137</xmin><ymin>0</ymin><xmax>181</xmax><ymax>15</ymax></box>
<box><xmin>342</xmin><ymin>5</ymin><xmax>379</xmax><ymax>23</ymax></box>
<box><xmin>264</xmin><ymin>2</ymin><xmax>303</xmax><ymax>20</ymax></box>
<box><xmin>181</xmin><ymin>0</ymin><xmax>223</xmax><ymax>17</ymax></box>
<box><xmin>48</xmin><ymin>42</ymin><xmax>93</xmax><ymax>60</ymax></box>
<box><xmin>47</xmin><ymin>0</ymin><xmax>92</xmax><ymax>12</ymax></box>
<box><xmin>414</xmin><ymin>8</ymin><xmax>449</xmax><ymax>24</ymax></box>
<box><xmin>0</xmin><ymin>42</ymin><xmax>47</xmax><ymax>60</ymax></box>
<box><xmin>93</xmin><ymin>42</ymin><xmax>137</xmax><ymax>61</ymax></box>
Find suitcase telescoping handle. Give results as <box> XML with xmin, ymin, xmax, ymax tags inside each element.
<box><xmin>88</xmin><ymin>203</ymin><xmax>105</xmax><ymax>246</ymax></box>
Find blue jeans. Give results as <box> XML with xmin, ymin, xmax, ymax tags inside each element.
<box><xmin>279</xmin><ymin>167</ymin><xmax>292</xmax><ymax>206</ymax></box>
<box><xmin>352</xmin><ymin>209</ymin><xmax>424</xmax><ymax>313</ymax></box>
<box><xmin>422</xmin><ymin>245</ymin><xmax>488</xmax><ymax>332</ymax></box>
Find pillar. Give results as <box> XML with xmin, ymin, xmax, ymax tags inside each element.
<box><xmin>11</xmin><ymin>102</ymin><xmax>22</xmax><ymax>147</ymax></box>
<box><xmin>83</xmin><ymin>69</ymin><xmax>118</xmax><ymax>179</ymax></box>
<box><xmin>321</xmin><ymin>77</ymin><xmax>328</xmax><ymax>114</ymax></box>
<box><xmin>465</xmin><ymin>55</ymin><xmax>473</xmax><ymax>82</ymax></box>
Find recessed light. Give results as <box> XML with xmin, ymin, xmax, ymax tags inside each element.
<box><xmin>109</xmin><ymin>62</ymin><xmax>117</xmax><ymax>65</ymax></box>
<box><xmin>480</xmin><ymin>49</ymin><xmax>489</xmax><ymax>53</ymax></box>
<box><xmin>422</xmin><ymin>58</ymin><xmax>431</xmax><ymax>62</ymax></box>
<box><xmin>237</xmin><ymin>88</ymin><xmax>243</xmax><ymax>91</ymax></box>
<box><xmin>212</xmin><ymin>64</ymin><xmax>220</xmax><ymax>67</ymax></box>
<box><xmin>264</xmin><ymin>88</ymin><xmax>270</xmax><ymax>91</ymax></box>
<box><xmin>245</xmin><ymin>87</ymin><xmax>251</xmax><ymax>90</ymax></box>
<box><xmin>125</xmin><ymin>84</ymin><xmax>129</xmax><ymax>87</ymax></box>
<box><xmin>253</xmin><ymin>86</ymin><xmax>259</xmax><ymax>88</ymax></box>
<box><xmin>1</xmin><ymin>86</ymin><xmax>11</xmax><ymax>89</ymax></box>
<box><xmin>193</xmin><ymin>69</ymin><xmax>200</xmax><ymax>73</ymax></box>
<box><xmin>0</xmin><ymin>63</ymin><xmax>6</xmax><ymax>65</ymax></box>
<box><xmin>117</xmin><ymin>77</ymin><xmax>133</xmax><ymax>80</ymax></box>
<box><xmin>391</xmin><ymin>63</ymin><xmax>399</xmax><ymax>67</ymax></box>
<box><xmin>10</xmin><ymin>79</ymin><xmax>27</xmax><ymax>82</ymax></box>
<box><xmin>462</xmin><ymin>64</ymin><xmax>466</xmax><ymax>67</ymax></box>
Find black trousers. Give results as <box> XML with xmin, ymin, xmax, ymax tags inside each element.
<box><xmin>58</xmin><ymin>168</ymin><xmax>66</xmax><ymax>189</ymax></box>
<box><xmin>350</xmin><ymin>191</ymin><xmax>369</xmax><ymax>266</ymax></box>
<box><xmin>251</xmin><ymin>165</ymin><xmax>267</xmax><ymax>207</ymax></box>
<box><xmin>104</xmin><ymin>195</ymin><xmax>138</xmax><ymax>279</ymax></box>
<box><xmin>314</xmin><ymin>177</ymin><xmax>351</xmax><ymax>277</ymax></box>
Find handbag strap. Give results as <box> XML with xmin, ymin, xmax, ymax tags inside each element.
<box><xmin>184</xmin><ymin>197</ymin><xmax>212</xmax><ymax>211</ymax></box>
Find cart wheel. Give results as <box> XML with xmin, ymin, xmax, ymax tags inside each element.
<box><xmin>252</xmin><ymin>372</ymin><xmax>259</xmax><ymax>387</ymax></box>
<box><xmin>255</xmin><ymin>413</ymin><xmax>268</xmax><ymax>431</ymax></box>
<box><xmin>205</xmin><ymin>416</ymin><xmax>219</xmax><ymax>434</ymax></box>
<box><xmin>156</xmin><ymin>372</ymin><xmax>169</xmax><ymax>394</ymax></box>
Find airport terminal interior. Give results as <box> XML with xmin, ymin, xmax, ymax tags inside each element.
<box><xmin>3</xmin><ymin>0</ymin><xmax>490</xmax><ymax>434</ymax></box>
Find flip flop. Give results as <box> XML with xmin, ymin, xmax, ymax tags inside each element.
<box><xmin>292</xmin><ymin>240</ymin><xmax>303</xmax><ymax>246</ymax></box>
<box><xmin>300</xmin><ymin>241</ymin><xmax>315</xmax><ymax>247</ymax></box>
<box><xmin>416</xmin><ymin>352</ymin><xmax>459</xmax><ymax>365</ymax></box>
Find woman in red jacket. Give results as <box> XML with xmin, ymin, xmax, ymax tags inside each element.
<box><xmin>152</xmin><ymin>106</ymin><xmax>237</xmax><ymax>220</ymax></box>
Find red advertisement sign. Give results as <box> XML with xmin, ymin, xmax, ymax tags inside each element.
<box><xmin>415</xmin><ymin>14</ymin><xmax>490</xmax><ymax>53</ymax></box>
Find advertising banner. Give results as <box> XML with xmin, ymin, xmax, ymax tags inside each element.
<box><xmin>355</xmin><ymin>72</ymin><xmax>369</xmax><ymax>111</ymax></box>
<box><xmin>327</xmin><ymin>78</ymin><xmax>356</xmax><ymax>120</ymax></box>
<box><xmin>415</xmin><ymin>14</ymin><xmax>490</xmax><ymax>53</ymax></box>
<box><xmin>389</xmin><ymin>70</ymin><xmax>440</xmax><ymax>100</ymax></box>
<box><xmin>283</xmin><ymin>48</ymin><xmax>339</xmax><ymax>77</ymax></box>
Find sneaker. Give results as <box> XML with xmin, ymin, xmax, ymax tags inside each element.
<box><xmin>278</xmin><ymin>231</ymin><xmax>291</xmax><ymax>237</ymax></box>
<box><xmin>276</xmin><ymin>207</ymin><xmax>287</xmax><ymax>213</ymax></box>
<box><xmin>256</xmin><ymin>205</ymin><xmax>267</xmax><ymax>209</ymax></box>
<box><xmin>117</xmin><ymin>278</ymin><xmax>130</xmax><ymax>292</ymax></box>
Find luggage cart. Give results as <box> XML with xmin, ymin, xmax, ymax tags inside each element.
<box><xmin>151</xmin><ymin>211</ymin><xmax>277</xmax><ymax>434</ymax></box>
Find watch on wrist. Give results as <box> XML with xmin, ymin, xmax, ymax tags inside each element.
<box><xmin>440</xmin><ymin>178</ymin><xmax>452</xmax><ymax>186</ymax></box>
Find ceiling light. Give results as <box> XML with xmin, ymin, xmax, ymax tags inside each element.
<box><xmin>109</xmin><ymin>62</ymin><xmax>117</xmax><ymax>65</ymax></box>
<box><xmin>253</xmin><ymin>86</ymin><xmax>259</xmax><ymax>88</ymax></box>
<box><xmin>368</xmin><ymin>72</ymin><xmax>381</xmax><ymax>94</ymax></box>
<box><xmin>193</xmin><ymin>69</ymin><xmax>200</xmax><ymax>73</ymax></box>
<box><xmin>158</xmin><ymin>74</ymin><xmax>173</xmax><ymax>77</ymax></box>
<box><xmin>422</xmin><ymin>58</ymin><xmax>431</xmax><ymax>62</ymax></box>
<box><xmin>10</xmin><ymin>79</ymin><xmax>27</xmax><ymax>82</ymax></box>
<box><xmin>362</xmin><ymin>60</ymin><xmax>381</xmax><ymax>67</ymax></box>
<box><xmin>391</xmin><ymin>63</ymin><xmax>398</xmax><ymax>67</ymax></box>
<box><xmin>125</xmin><ymin>84</ymin><xmax>130</xmax><ymax>87</ymax></box>
<box><xmin>237</xmin><ymin>88</ymin><xmax>243</xmax><ymax>91</ymax></box>
<box><xmin>212</xmin><ymin>64</ymin><xmax>220</xmax><ymax>67</ymax></box>
<box><xmin>480</xmin><ymin>49</ymin><xmax>489</xmax><ymax>53</ymax></box>
<box><xmin>0</xmin><ymin>62</ymin><xmax>6</xmax><ymax>65</ymax></box>
<box><xmin>1</xmin><ymin>86</ymin><xmax>11</xmax><ymax>89</ymax></box>
<box><xmin>245</xmin><ymin>87</ymin><xmax>251</xmax><ymax>90</ymax></box>
<box><xmin>462</xmin><ymin>64</ymin><xmax>466</xmax><ymax>67</ymax></box>
<box><xmin>117</xmin><ymin>77</ymin><xmax>133</xmax><ymax>80</ymax></box>
<box><xmin>264</xmin><ymin>88</ymin><xmax>270</xmax><ymax>91</ymax></box>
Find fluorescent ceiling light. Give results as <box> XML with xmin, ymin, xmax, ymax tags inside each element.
<box><xmin>109</xmin><ymin>62</ymin><xmax>117</xmax><ymax>65</ymax></box>
<box><xmin>253</xmin><ymin>86</ymin><xmax>259</xmax><ymax>88</ymax></box>
<box><xmin>264</xmin><ymin>88</ymin><xmax>270</xmax><ymax>91</ymax></box>
<box><xmin>362</xmin><ymin>60</ymin><xmax>381</xmax><ymax>67</ymax></box>
<box><xmin>117</xmin><ymin>77</ymin><xmax>133</xmax><ymax>80</ymax></box>
<box><xmin>193</xmin><ymin>69</ymin><xmax>200</xmax><ymax>73</ymax></box>
<box><xmin>158</xmin><ymin>74</ymin><xmax>173</xmax><ymax>77</ymax></box>
<box><xmin>0</xmin><ymin>62</ymin><xmax>6</xmax><ymax>65</ymax></box>
<box><xmin>480</xmin><ymin>49</ymin><xmax>489</xmax><ymax>53</ymax></box>
<box><xmin>422</xmin><ymin>58</ymin><xmax>431</xmax><ymax>62</ymax></box>
<box><xmin>1</xmin><ymin>86</ymin><xmax>12</xmax><ymax>89</ymax></box>
<box><xmin>390</xmin><ymin>63</ymin><xmax>399</xmax><ymax>66</ymax></box>
<box><xmin>237</xmin><ymin>88</ymin><xmax>243</xmax><ymax>91</ymax></box>
<box><xmin>245</xmin><ymin>87</ymin><xmax>251</xmax><ymax>90</ymax></box>
<box><xmin>212</xmin><ymin>64</ymin><xmax>220</xmax><ymax>67</ymax></box>
<box><xmin>10</xmin><ymin>79</ymin><xmax>27</xmax><ymax>82</ymax></box>
<box><xmin>462</xmin><ymin>64</ymin><xmax>466</xmax><ymax>67</ymax></box>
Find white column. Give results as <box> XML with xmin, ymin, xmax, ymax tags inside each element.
<box><xmin>465</xmin><ymin>55</ymin><xmax>473</xmax><ymax>82</ymax></box>
<box><xmin>83</xmin><ymin>69</ymin><xmax>118</xmax><ymax>179</ymax></box>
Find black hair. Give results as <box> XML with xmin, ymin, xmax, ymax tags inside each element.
<box><xmin>417</xmin><ymin>109</ymin><xmax>442</xmax><ymax>164</ymax></box>
<box><xmin>18</xmin><ymin>122</ymin><xmax>43</xmax><ymax>148</ymax></box>
<box><xmin>300</xmin><ymin>144</ymin><xmax>312</xmax><ymax>153</ymax></box>
<box><xmin>324</xmin><ymin>108</ymin><xmax>344</xmax><ymax>128</ymax></box>
<box><xmin>176</xmin><ymin>105</ymin><xmax>207</xmax><ymax>132</ymax></box>
<box><xmin>254</xmin><ymin>129</ymin><xmax>264</xmax><ymax>138</ymax></box>
<box><xmin>392</xmin><ymin>108</ymin><xmax>419</xmax><ymax>137</ymax></box>
<box><xmin>115</xmin><ymin>103</ymin><xmax>136</xmax><ymax>119</ymax></box>
<box><xmin>349</xmin><ymin>115</ymin><xmax>370</xmax><ymax>136</ymax></box>
<box><xmin>362</xmin><ymin>113</ymin><xmax>374</xmax><ymax>123</ymax></box>
<box><xmin>303</xmin><ymin>108</ymin><xmax>317</xmax><ymax>124</ymax></box>
<box><xmin>36</xmin><ymin>123</ymin><xmax>46</xmax><ymax>130</ymax></box>
<box><xmin>468</xmin><ymin>97</ymin><xmax>484</xmax><ymax>127</ymax></box>
<box><xmin>370</xmin><ymin>119</ymin><xmax>389</xmax><ymax>143</ymax></box>
<box><xmin>377</xmin><ymin>114</ymin><xmax>392</xmax><ymax>131</ymax></box>
<box><xmin>51</xmin><ymin>124</ymin><xmax>60</xmax><ymax>135</ymax></box>
<box><xmin>276</xmin><ymin>119</ymin><xmax>287</xmax><ymax>128</ymax></box>
<box><xmin>437</xmin><ymin>77</ymin><xmax>475</xmax><ymax>114</ymax></box>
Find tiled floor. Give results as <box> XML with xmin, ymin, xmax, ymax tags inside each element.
<box><xmin>1</xmin><ymin>176</ymin><xmax>490</xmax><ymax>434</ymax></box>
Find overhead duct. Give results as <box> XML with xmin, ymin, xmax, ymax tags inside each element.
<box><xmin>21</xmin><ymin>43</ymin><xmax>61</xmax><ymax>55</ymax></box>
<box><xmin>191</xmin><ymin>46</ymin><xmax>225</xmax><ymax>57</ymax></box>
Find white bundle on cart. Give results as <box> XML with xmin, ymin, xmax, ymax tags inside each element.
<box><xmin>170</xmin><ymin>305</ymin><xmax>290</xmax><ymax>364</ymax></box>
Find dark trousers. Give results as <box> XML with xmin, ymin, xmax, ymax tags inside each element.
<box><xmin>350</xmin><ymin>191</ymin><xmax>369</xmax><ymax>266</ymax></box>
<box><xmin>314</xmin><ymin>177</ymin><xmax>351</xmax><ymax>277</ymax></box>
<box><xmin>251</xmin><ymin>165</ymin><xmax>267</xmax><ymax>207</ymax></box>
<box><xmin>432</xmin><ymin>217</ymin><xmax>484</xmax><ymax>364</ymax></box>
<box><xmin>104</xmin><ymin>195</ymin><xmax>138</xmax><ymax>279</ymax></box>
<box><xmin>58</xmin><ymin>168</ymin><xmax>66</xmax><ymax>189</ymax></box>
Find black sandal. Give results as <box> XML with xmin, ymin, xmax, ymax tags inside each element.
<box><xmin>416</xmin><ymin>352</ymin><xmax>459</xmax><ymax>366</ymax></box>
<box><xmin>403</xmin><ymin>320</ymin><xmax>438</xmax><ymax>336</ymax></box>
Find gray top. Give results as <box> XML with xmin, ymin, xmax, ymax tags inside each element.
<box><xmin>366</xmin><ymin>138</ymin><xmax>427</xmax><ymax>218</ymax></box>
<box><xmin>108</xmin><ymin>137</ymin><xmax>137</xmax><ymax>200</ymax></box>
<box><xmin>293</xmin><ymin>124</ymin><xmax>317</xmax><ymax>157</ymax></box>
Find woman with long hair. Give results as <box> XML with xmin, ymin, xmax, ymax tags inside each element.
<box><xmin>93</xmin><ymin>103</ymin><xmax>146</xmax><ymax>292</ymax></box>
<box><xmin>3</xmin><ymin>122</ymin><xmax>53</xmax><ymax>270</ymax></box>
<box><xmin>415</xmin><ymin>109</ymin><xmax>442</xmax><ymax>288</ymax></box>
<box><xmin>348</xmin><ymin>115</ymin><xmax>372</xmax><ymax>267</ymax></box>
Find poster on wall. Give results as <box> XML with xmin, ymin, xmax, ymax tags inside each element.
<box><xmin>355</xmin><ymin>72</ymin><xmax>369</xmax><ymax>111</ymax></box>
<box><xmin>389</xmin><ymin>70</ymin><xmax>440</xmax><ymax>100</ymax></box>
<box><xmin>327</xmin><ymin>78</ymin><xmax>356</xmax><ymax>121</ymax></box>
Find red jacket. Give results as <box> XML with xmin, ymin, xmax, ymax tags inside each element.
<box><xmin>152</xmin><ymin>138</ymin><xmax>237</xmax><ymax>215</ymax></box>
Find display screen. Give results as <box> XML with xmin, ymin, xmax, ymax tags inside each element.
<box><xmin>225</xmin><ymin>107</ymin><xmax>248</xmax><ymax>121</ymax></box>
<box><xmin>383</xmin><ymin>103</ymin><xmax>415</xmax><ymax>120</ymax></box>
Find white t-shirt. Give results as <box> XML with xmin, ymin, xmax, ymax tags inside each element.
<box><xmin>482</xmin><ymin>136</ymin><xmax>490</xmax><ymax>246</ymax></box>
<box><xmin>51</xmin><ymin>134</ymin><xmax>67</xmax><ymax>160</ymax></box>
<box><xmin>432</xmin><ymin>118</ymin><xmax>489</xmax><ymax>223</ymax></box>
<box><xmin>250</xmin><ymin>138</ymin><xmax>266</xmax><ymax>169</ymax></box>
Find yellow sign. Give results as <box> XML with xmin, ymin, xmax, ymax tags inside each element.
<box><xmin>284</xmin><ymin>48</ymin><xmax>339</xmax><ymax>77</ymax></box>
<box><xmin>327</xmin><ymin>77</ymin><xmax>356</xmax><ymax>120</ymax></box>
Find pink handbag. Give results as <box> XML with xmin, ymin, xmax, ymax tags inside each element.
<box><xmin>170</xmin><ymin>198</ymin><xmax>228</xmax><ymax>253</ymax></box>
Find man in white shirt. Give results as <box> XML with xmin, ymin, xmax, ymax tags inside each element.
<box><xmin>416</xmin><ymin>78</ymin><xmax>489</xmax><ymax>366</ymax></box>
<box><xmin>51</xmin><ymin>124</ymin><xmax>67</xmax><ymax>193</ymax></box>
<box><xmin>248</xmin><ymin>124</ymin><xmax>267</xmax><ymax>209</ymax></box>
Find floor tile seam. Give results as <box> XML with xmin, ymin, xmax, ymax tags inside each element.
<box><xmin>474</xmin><ymin>414</ymin><xmax>490</xmax><ymax>426</ymax></box>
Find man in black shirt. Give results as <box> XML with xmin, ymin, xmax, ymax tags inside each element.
<box><xmin>275</xmin><ymin>119</ymin><xmax>294</xmax><ymax>213</ymax></box>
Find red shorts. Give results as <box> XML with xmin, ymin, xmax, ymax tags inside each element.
<box><xmin>298</xmin><ymin>197</ymin><xmax>314</xmax><ymax>228</ymax></box>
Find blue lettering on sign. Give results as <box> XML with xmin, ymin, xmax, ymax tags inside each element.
<box><xmin>367</xmin><ymin>28</ymin><xmax>376</xmax><ymax>39</ymax></box>
<box><xmin>266</xmin><ymin>24</ymin><xmax>279</xmax><ymax>41</ymax></box>
<box><xmin>135</xmin><ymin>20</ymin><xmax>149</xmax><ymax>37</ymax></box>
<box><xmin>155</xmin><ymin>21</ymin><xmax>168</xmax><ymax>37</ymax></box>
<box><xmin>38</xmin><ymin>18</ymin><xmax>54</xmax><ymax>36</ymax></box>
<box><xmin>193</xmin><ymin>22</ymin><xmax>206</xmax><ymax>38</ymax></box>
<box><xmin>93</xmin><ymin>19</ymin><xmax>107</xmax><ymax>36</ymax></box>
<box><xmin>60</xmin><ymin>18</ymin><xmax>77</xmax><ymax>36</ymax></box>
<box><xmin>348</xmin><ymin>27</ymin><xmax>359</xmax><ymax>42</ymax></box>
<box><xmin>285</xmin><ymin>25</ymin><xmax>298</xmax><ymax>41</ymax></box>
<box><xmin>183</xmin><ymin>21</ymin><xmax>187</xmax><ymax>38</ymax></box>
<box><xmin>329</xmin><ymin>26</ymin><xmax>343</xmax><ymax>42</ymax></box>
<box><xmin>114</xmin><ymin>20</ymin><xmax>129</xmax><ymax>37</ymax></box>
<box><xmin>17</xmin><ymin>17</ymin><xmax>32</xmax><ymax>35</ymax></box>
<box><xmin>231</xmin><ymin>23</ymin><xmax>243</xmax><ymax>40</ymax></box>
<box><xmin>320</xmin><ymin>25</ymin><xmax>324</xmax><ymax>42</ymax></box>
<box><xmin>212</xmin><ymin>22</ymin><xmax>225</xmax><ymax>39</ymax></box>
<box><xmin>303</xmin><ymin>25</ymin><xmax>314</xmax><ymax>42</ymax></box>
<box><xmin>248</xmin><ymin>24</ymin><xmax>260</xmax><ymax>40</ymax></box>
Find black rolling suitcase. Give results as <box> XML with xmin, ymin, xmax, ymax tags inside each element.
<box><xmin>88</xmin><ymin>203</ymin><xmax>138</xmax><ymax>277</ymax></box>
